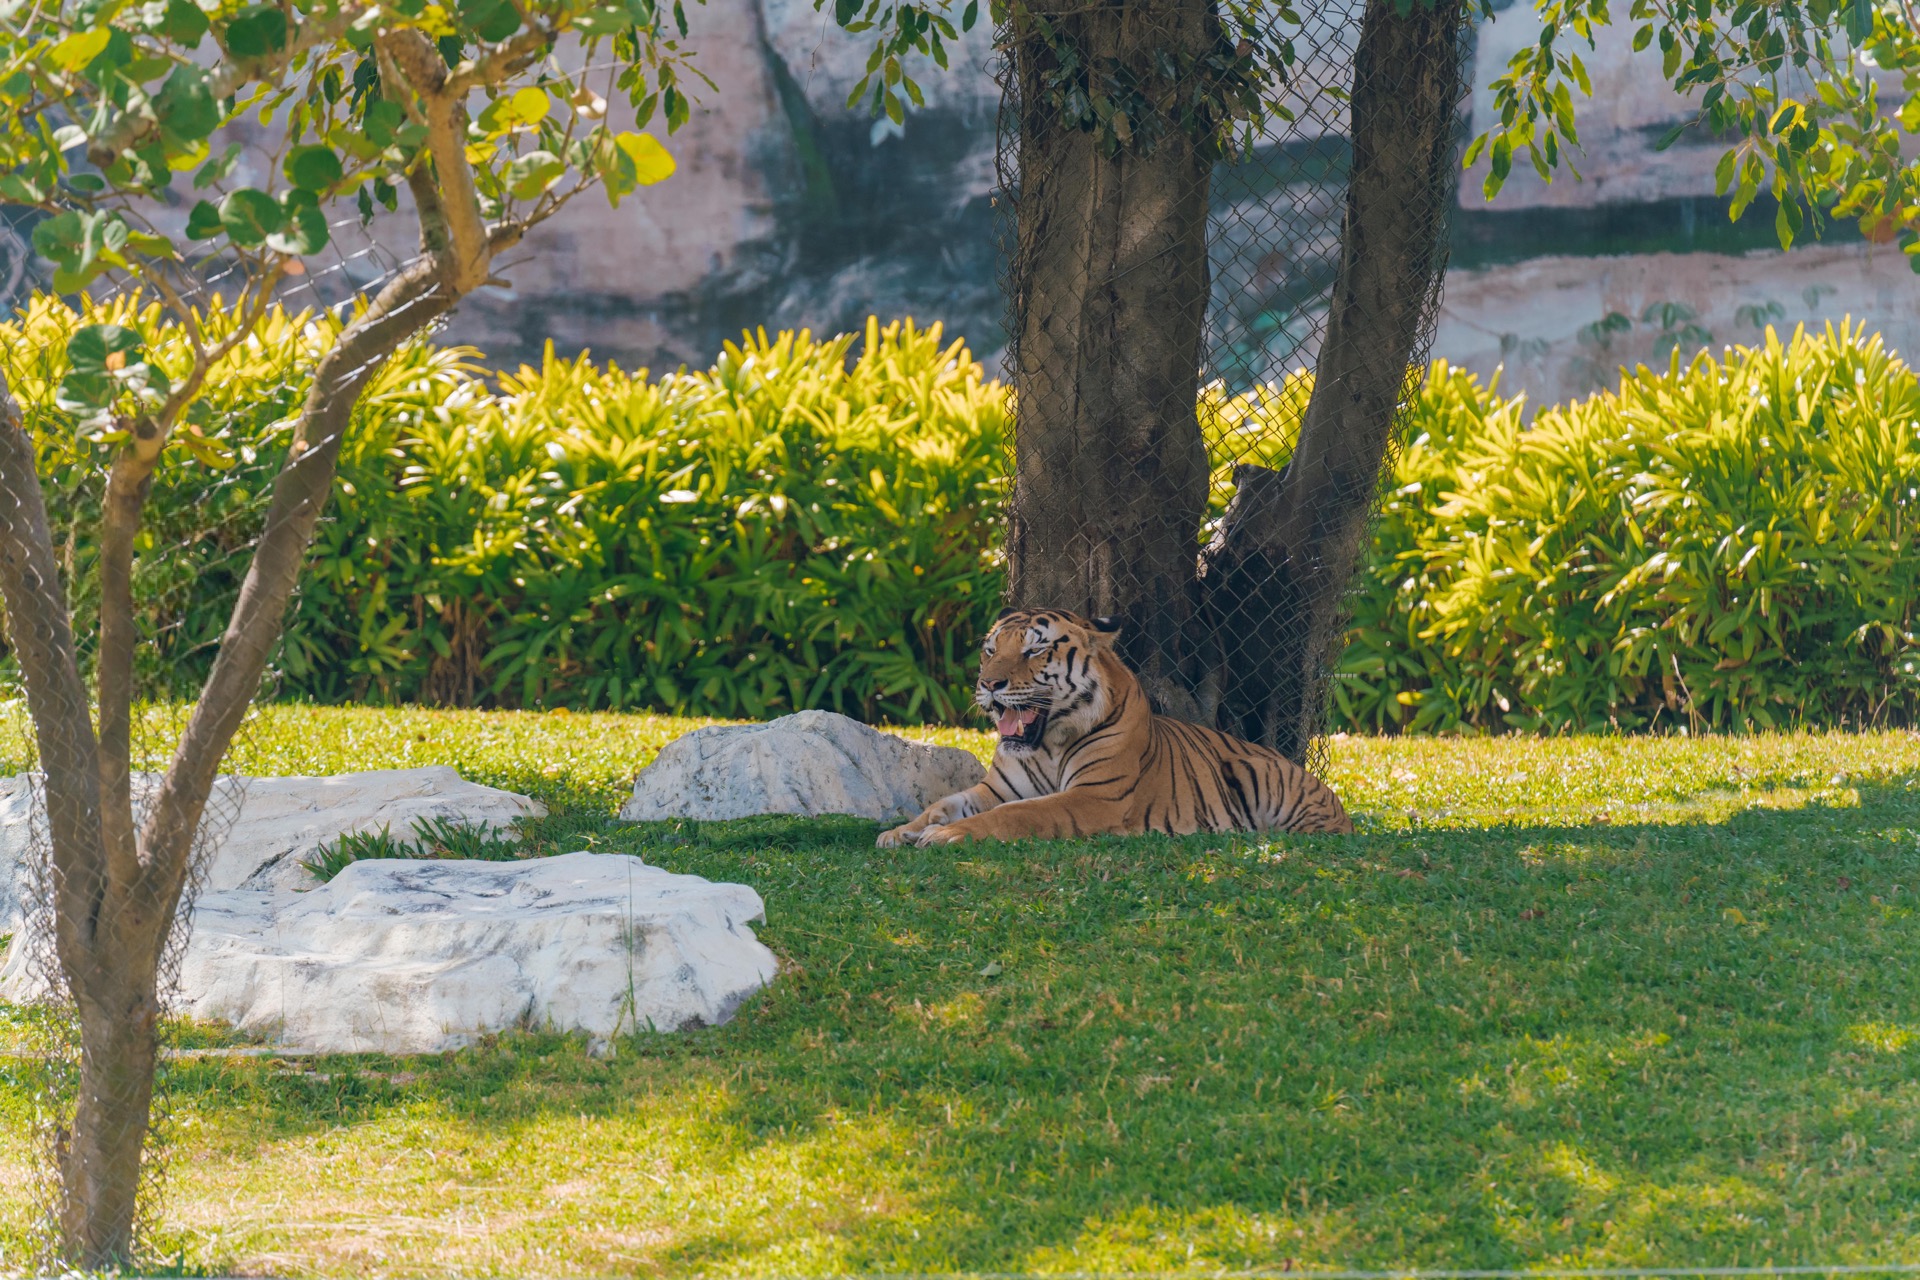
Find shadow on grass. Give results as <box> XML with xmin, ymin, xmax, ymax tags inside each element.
<box><xmin>144</xmin><ymin>785</ymin><xmax>1920</xmax><ymax>1272</ymax></box>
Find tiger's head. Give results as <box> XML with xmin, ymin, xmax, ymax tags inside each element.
<box><xmin>975</xmin><ymin>608</ymin><xmax>1130</xmax><ymax>754</ymax></box>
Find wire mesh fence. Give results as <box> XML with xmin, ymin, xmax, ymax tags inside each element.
<box><xmin>995</xmin><ymin>0</ymin><xmax>1469</xmax><ymax>771</ymax></box>
<box><xmin>0</xmin><ymin>40</ymin><xmax>506</xmax><ymax>1256</ymax></box>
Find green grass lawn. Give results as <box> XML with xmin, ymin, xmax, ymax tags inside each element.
<box><xmin>4</xmin><ymin>707</ymin><xmax>1920</xmax><ymax>1276</ymax></box>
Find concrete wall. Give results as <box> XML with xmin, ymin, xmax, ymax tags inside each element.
<box><xmin>2</xmin><ymin>1</ymin><xmax>1912</xmax><ymax>401</ymax></box>
<box><xmin>428</xmin><ymin>0</ymin><xmax>1915</xmax><ymax>401</ymax></box>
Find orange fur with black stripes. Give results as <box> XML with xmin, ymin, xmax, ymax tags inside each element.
<box><xmin>877</xmin><ymin>608</ymin><xmax>1353</xmax><ymax>847</ymax></box>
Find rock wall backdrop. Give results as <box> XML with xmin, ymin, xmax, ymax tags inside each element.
<box><xmin>1</xmin><ymin>0</ymin><xmax>1912</xmax><ymax>404</ymax></box>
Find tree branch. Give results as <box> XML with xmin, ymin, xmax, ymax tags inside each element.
<box><xmin>0</xmin><ymin>369</ymin><xmax>109</xmax><ymax>979</ymax></box>
<box><xmin>131</xmin><ymin>218</ymin><xmax>529</xmax><ymax>908</ymax></box>
<box><xmin>378</xmin><ymin>28</ymin><xmax>494</xmax><ymax>293</ymax></box>
<box><xmin>445</xmin><ymin>25</ymin><xmax>554</xmax><ymax>96</ymax></box>
<box><xmin>92</xmin><ymin>417</ymin><xmax>162</xmax><ymax>887</ymax></box>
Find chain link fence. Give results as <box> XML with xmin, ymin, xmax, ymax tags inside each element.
<box><xmin>0</xmin><ymin>0</ymin><xmax>1473</xmax><ymax>1261</ymax></box>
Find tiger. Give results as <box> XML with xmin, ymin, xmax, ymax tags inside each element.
<box><xmin>877</xmin><ymin>607</ymin><xmax>1354</xmax><ymax>847</ymax></box>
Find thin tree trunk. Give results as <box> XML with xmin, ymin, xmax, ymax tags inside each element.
<box><xmin>1003</xmin><ymin>0</ymin><xmax>1217</xmax><ymax>718</ymax></box>
<box><xmin>0</xmin><ymin>254</ymin><xmax>464</xmax><ymax>1267</ymax></box>
<box><xmin>1200</xmin><ymin>0</ymin><xmax>1467</xmax><ymax>760</ymax></box>
<box><xmin>0</xmin><ymin>378</ymin><xmax>106</xmax><ymax>985</ymax></box>
<box><xmin>96</xmin><ymin>436</ymin><xmax>160</xmax><ymax>879</ymax></box>
<box><xmin>1</xmin><ymin>28</ymin><xmax>535</xmax><ymax>1260</ymax></box>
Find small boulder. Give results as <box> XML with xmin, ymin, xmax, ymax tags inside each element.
<box><xmin>619</xmin><ymin>710</ymin><xmax>984</xmax><ymax>823</ymax></box>
<box><xmin>1</xmin><ymin>852</ymin><xmax>777</xmax><ymax>1054</ymax></box>
<box><xmin>0</xmin><ymin>775</ymin><xmax>37</xmax><ymax>933</ymax></box>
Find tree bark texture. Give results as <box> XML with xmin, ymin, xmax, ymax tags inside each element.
<box><xmin>1005</xmin><ymin>0</ymin><xmax>1467</xmax><ymax>761</ymax></box>
<box><xmin>1002</xmin><ymin>0</ymin><xmax>1218</xmax><ymax>719</ymax></box>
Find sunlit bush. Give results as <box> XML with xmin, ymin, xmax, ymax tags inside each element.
<box><xmin>5</xmin><ymin>297</ymin><xmax>1914</xmax><ymax>731</ymax></box>
<box><xmin>1339</xmin><ymin>322</ymin><xmax>1920</xmax><ymax>733</ymax></box>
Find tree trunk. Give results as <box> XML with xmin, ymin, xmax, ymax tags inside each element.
<box><xmin>1202</xmin><ymin>0</ymin><xmax>1468</xmax><ymax>761</ymax></box>
<box><xmin>1002</xmin><ymin>0</ymin><xmax>1217</xmax><ymax>719</ymax></box>
<box><xmin>1003</xmin><ymin>0</ymin><xmax>1466</xmax><ymax>759</ymax></box>
<box><xmin>60</xmin><ymin>963</ymin><xmax>163</xmax><ymax>1261</ymax></box>
<box><xmin>0</xmin><ymin>34</ymin><xmax>533</xmax><ymax>1262</ymax></box>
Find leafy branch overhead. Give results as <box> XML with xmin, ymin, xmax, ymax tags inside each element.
<box><xmin>1470</xmin><ymin>0</ymin><xmax>1920</xmax><ymax>263</ymax></box>
<box><xmin>811</xmin><ymin>0</ymin><xmax>1389</xmax><ymax>158</ymax></box>
<box><xmin>0</xmin><ymin>0</ymin><xmax>689</xmax><ymax>431</ymax></box>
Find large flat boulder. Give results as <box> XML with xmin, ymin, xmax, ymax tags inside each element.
<box><xmin>0</xmin><ymin>766</ymin><xmax>546</xmax><ymax>931</ymax></box>
<box><xmin>1</xmin><ymin>852</ymin><xmax>777</xmax><ymax>1053</ymax></box>
<box><xmin>619</xmin><ymin>709</ymin><xmax>984</xmax><ymax>823</ymax></box>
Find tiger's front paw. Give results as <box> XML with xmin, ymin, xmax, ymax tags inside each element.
<box><xmin>914</xmin><ymin>822</ymin><xmax>978</xmax><ymax>846</ymax></box>
<box><xmin>876</xmin><ymin>823</ymin><xmax>921</xmax><ymax>849</ymax></box>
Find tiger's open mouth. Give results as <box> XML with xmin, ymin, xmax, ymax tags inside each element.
<box><xmin>995</xmin><ymin>705</ymin><xmax>1049</xmax><ymax>749</ymax></box>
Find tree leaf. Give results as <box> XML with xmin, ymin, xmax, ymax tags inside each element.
<box><xmin>49</xmin><ymin>29</ymin><xmax>112</xmax><ymax>72</ymax></box>
<box><xmin>477</xmin><ymin>0</ymin><xmax>522</xmax><ymax>39</ymax></box>
<box><xmin>185</xmin><ymin>199</ymin><xmax>224</xmax><ymax>239</ymax></box>
<box><xmin>1843</xmin><ymin>0</ymin><xmax>1873</xmax><ymax>42</ymax></box>
<box><xmin>1774</xmin><ymin>197</ymin><xmax>1803</xmax><ymax>249</ymax></box>
<box><xmin>154</xmin><ymin>65</ymin><xmax>219</xmax><ymax>144</ymax></box>
<box><xmin>614</xmin><ymin>131</ymin><xmax>675</xmax><ymax>184</ymax></box>
<box><xmin>67</xmin><ymin>323</ymin><xmax>144</xmax><ymax>376</ymax></box>
<box><xmin>223</xmin><ymin>6</ymin><xmax>289</xmax><ymax>59</ymax></box>
<box><xmin>266</xmin><ymin>201</ymin><xmax>328</xmax><ymax>255</ymax></box>
<box><xmin>192</xmin><ymin>141</ymin><xmax>242</xmax><ymax>190</ymax></box>
<box><xmin>362</xmin><ymin>98</ymin><xmax>403</xmax><ymax>147</ymax></box>
<box><xmin>125</xmin><ymin>230</ymin><xmax>179</xmax><ymax>259</ymax></box>
<box><xmin>30</xmin><ymin>209</ymin><xmax>85</xmax><ymax>262</ymax></box>
<box><xmin>506</xmin><ymin>149</ymin><xmax>565</xmax><ymax>200</ymax></box>
<box><xmin>284</xmin><ymin>144</ymin><xmax>344</xmax><ymax>191</ymax></box>
<box><xmin>160</xmin><ymin>0</ymin><xmax>209</xmax><ymax>46</ymax></box>
<box><xmin>218</xmin><ymin>187</ymin><xmax>283</xmax><ymax>247</ymax></box>
<box><xmin>55</xmin><ymin>371</ymin><xmax>115</xmax><ymax>414</ymax></box>
<box><xmin>479</xmin><ymin>86</ymin><xmax>550</xmax><ymax>134</ymax></box>
<box><xmin>568</xmin><ymin>6</ymin><xmax>619</xmax><ymax>33</ymax></box>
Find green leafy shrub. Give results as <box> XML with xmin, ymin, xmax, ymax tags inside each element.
<box><xmin>1338</xmin><ymin>321</ymin><xmax>1920</xmax><ymax>733</ymax></box>
<box><xmin>0</xmin><ymin>293</ymin><xmax>316</xmax><ymax>693</ymax></box>
<box><xmin>297</xmin><ymin>316</ymin><xmax>1009</xmax><ymax>723</ymax></box>
<box><xmin>1</xmin><ymin>301</ymin><xmax>1009</xmax><ymax>723</ymax></box>
<box><xmin>5</xmin><ymin>295</ymin><xmax>1915</xmax><ymax>732</ymax></box>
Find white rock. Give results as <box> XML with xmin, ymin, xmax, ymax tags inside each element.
<box><xmin>1</xmin><ymin>852</ymin><xmax>777</xmax><ymax>1054</ymax></box>
<box><xmin>0</xmin><ymin>766</ymin><xmax>547</xmax><ymax>933</ymax></box>
<box><xmin>196</xmin><ymin>766</ymin><xmax>546</xmax><ymax>897</ymax></box>
<box><xmin>620</xmin><ymin>709</ymin><xmax>984</xmax><ymax>823</ymax></box>
<box><xmin>0</xmin><ymin>774</ymin><xmax>38</xmax><ymax>934</ymax></box>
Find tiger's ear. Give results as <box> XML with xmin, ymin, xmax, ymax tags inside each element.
<box><xmin>1090</xmin><ymin>615</ymin><xmax>1121</xmax><ymax>649</ymax></box>
<box><xmin>996</xmin><ymin>606</ymin><xmax>1019</xmax><ymax>621</ymax></box>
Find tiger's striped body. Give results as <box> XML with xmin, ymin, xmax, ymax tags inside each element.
<box><xmin>877</xmin><ymin>608</ymin><xmax>1353</xmax><ymax>847</ymax></box>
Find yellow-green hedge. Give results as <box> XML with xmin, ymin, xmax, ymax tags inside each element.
<box><xmin>4</xmin><ymin>295</ymin><xmax>1915</xmax><ymax>731</ymax></box>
